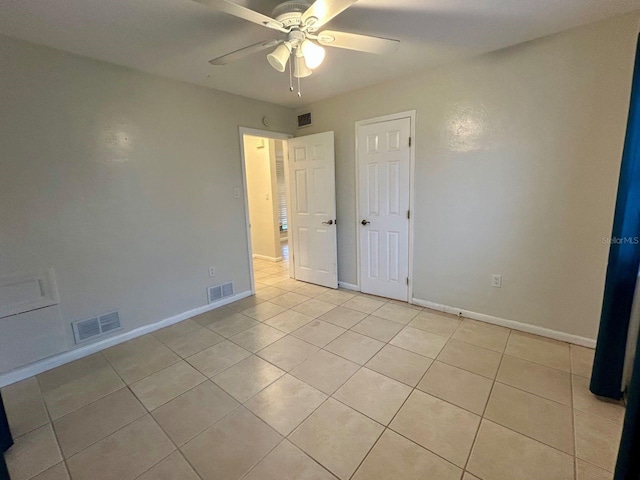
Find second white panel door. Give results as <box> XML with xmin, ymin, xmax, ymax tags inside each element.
<box><xmin>357</xmin><ymin>117</ymin><xmax>411</xmax><ymax>301</ymax></box>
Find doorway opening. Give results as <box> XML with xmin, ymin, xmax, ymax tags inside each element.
<box><xmin>240</xmin><ymin>127</ymin><xmax>339</xmax><ymax>293</ymax></box>
<box><xmin>240</xmin><ymin>129</ymin><xmax>293</xmax><ymax>293</ymax></box>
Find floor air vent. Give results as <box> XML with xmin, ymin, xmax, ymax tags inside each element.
<box><xmin>72</xmin><ymin>311</ymin><xmax>122</xmax><ymax>344</ymax></box>
<box><xmin>208</xmin><ymin>282</ymin><xmax>234</xmax><ymax>304</ymax></box>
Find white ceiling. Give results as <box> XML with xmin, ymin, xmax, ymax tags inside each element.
<box><xmin>0</xmin><ymin>0</ymin><xmax>638</xmax><ymax>107</ymax></box>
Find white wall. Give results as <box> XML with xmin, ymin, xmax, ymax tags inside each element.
<box><xmin>244</xmin><ymin>136</ymin><xmax>280</xmax><ymax>261</ymax></box>
<box><xmin>297</xmin><ymin>12</ymin><xmax>640</xmax><ymax>340</ymax></box>
<box><xmin>1</xmin><ymin>11</ymin><xmax>638</xmax><ymax>377</ymax></box>
<box><xmin>0</xmin><ymin>34</ymin><xmax>293</xmax><ymax>375</ymax></box>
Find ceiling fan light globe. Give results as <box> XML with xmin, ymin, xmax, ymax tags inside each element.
<box><xmin>267</xmin><ymin>42</ymin><xmax>292</xmax><ymax>72</ymax></box>
<box><xmin>301</xmin><ymin>39</ymin><xmax>325</xmax><ymax>69</ymax></box>
<box><xmin>294</xmin><ymin>54</ymin><xmax>312</xmax><ymax>78</ymax></box>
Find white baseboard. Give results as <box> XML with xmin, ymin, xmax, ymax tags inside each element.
<box><xmin>0</xmin><ymin>290</ymin><xmax>252</xmax><ymax>388</ymax></box>
<box><xmin>412</xmin><ymin>298</ymin><xmax>596</xmax><ymax>348</ymax></box>
<box><xmin>252</xmin><ymin>254</ymin><xmax>283</xmax><ymax>263</ymax></box>
<box><xmin>338</xmin><ymin>282</ymin><xmax>359</xmax><ymax>291</ymax></box>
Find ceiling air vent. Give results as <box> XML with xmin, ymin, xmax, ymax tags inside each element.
<box><xmin>297</xmin><ymin>112</ymin><xmax>312</xmax><ymax>128</ymax></box>
<box><xmin>208</xmin><ymin>282</ymin><xmax>234</xmax><ymax>304</ymax></box>
<box><xmin>72</xmin><ymin>311</ymin><xmax>122</xmax><ymax>344</ymax></box>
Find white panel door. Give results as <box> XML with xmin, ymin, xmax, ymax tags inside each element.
<box><xmin>358</xmin><ymin>118</ymin><xmax>411</xmax><ymax>301</ymax></box>
<box><xmin>288</xmin><ymin>131</ymin><xmax>338</xmax><ymax>288</ymax></box>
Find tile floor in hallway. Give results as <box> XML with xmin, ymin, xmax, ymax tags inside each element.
<box><xmin>1</xmin><ymin>254</ymin><xmax>627</xmax><ymax>480</ymax></box>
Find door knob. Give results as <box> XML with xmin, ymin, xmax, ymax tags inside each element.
<box><xmin>361</xmin><ymin>219</ymin><xmax>370</xmax><ymax>225</ymax></box>
<box><xmin>322</xmin><ymin>220</ymin><xmax>334</xmax><ymax>225</ymax></box>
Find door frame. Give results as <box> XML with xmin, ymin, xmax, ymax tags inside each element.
<box><xmin>239</xmin><ymin>127</ymin><xmax>293</xmax><ymax>294</ymax></box>
<box><xmin>354</xmin><ymin>111</ymin><xmax>417</xmax><ymax>303</ymax></box>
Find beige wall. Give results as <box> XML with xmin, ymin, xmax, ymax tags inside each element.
<box><xmin>0</xmin><ymin>34</ymin><xmax>294</xmax><ymax>375</ymax></box>
<box><xmin>245</xmin><ymin>136</ymin><xmax>280</xmax><ymax>260</ymax></box>
<box><xmin>297</xmin><ymin>12</ymin><xmax>640</xmax><ymax>340</ymax></box>
<box><xmin>1</xmin><ymin>11</ymin><xmax>638</xmax><ymax>377</ymax></box>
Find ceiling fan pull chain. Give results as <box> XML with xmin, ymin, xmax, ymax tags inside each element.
<box><xmin>288</xmin><ymin>55</ymin><xmax>294</xmax><ymax>92</ymax></box>
<box><xmin>297</xmin><ymin>75</ymin><xmax>302</xmax><ymax>97</ymax></box>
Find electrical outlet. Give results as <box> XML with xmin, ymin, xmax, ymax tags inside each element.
<box><xmin>209</xmin><ymin>267</ymin><xmax>216</xmax><ymax>278</ymax></box>
<box><xmin>492</xmin><ymin>274</ymin><xmax>502</xmax><ymax>288</ymax></box>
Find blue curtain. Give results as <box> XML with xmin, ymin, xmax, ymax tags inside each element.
<box><xmin>615</xmin><ymin>329</ymin><xmax>640</xmax><ymax>479</ymax></box>
<box><xmin>590</xmin><ymin>33</ymin><xmax>640</xmax><ymax>480</ymax></box>
<box><xmin>0</xmin><ymin>394</ymin><xmax>12</xmax><ymax>480</ymax></box>
<box><xmin>591</xmin><ymin>34</ymin><xmax>640</xmax><ymax>401</ymax></box>
<box><xmin>614</xmin><ymin>34</ymin><xmax>640</xmax><ymax>480</ymax></box>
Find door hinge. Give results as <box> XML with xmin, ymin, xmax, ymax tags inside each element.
<box><xmin>408</xmin><ymin>136</ymin><xmax>412</xmax><ymax>147</ymax></box>
<box><xmin>407</xmin><ymin>210</ymin><xmax>410</xmax><ymax>219</ymax></box>
<box><xmin>406</xmin><ymin>277</ymin><xmax>409</xmax><ymax>285</ymax></box>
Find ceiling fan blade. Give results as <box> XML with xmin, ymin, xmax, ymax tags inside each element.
<box><xmin>302</xmin><ymin>0</ymin><xmax>358</xmax><ymax>29</ymax></box>
<box><xmin>210</xmin><ymin>39</ymin><xmax>282</xmax><ymax>65</ymax></box>
<box><xmin>193</xmin><ymin>0</ymin><xmax>287</xmax><ymax>32</ymax></box>
<box><xmin>316</xmin><ymin>30</ymin><xmax>399</xmax><ymax>55</ymax></box>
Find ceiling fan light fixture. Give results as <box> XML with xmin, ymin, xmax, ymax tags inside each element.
<box><xmin>301</xmin><ymin>39</ymin><xmax>325</xmax><ymax>69</ymax></box>
<box><xmin>294</xmin><ymin>52</ymin><xmax>312</xmax><ymax>78</ymax></box>
<box><xmin>267</xmin><ymin>41</ymin><xmax>292</xmax><ymax>72</ymax></box>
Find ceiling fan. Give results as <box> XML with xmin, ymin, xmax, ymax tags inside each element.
<box><xmin>194</xmin><ymin>0</ymin><xmax>400</xmax><ymax>95</ymax></box>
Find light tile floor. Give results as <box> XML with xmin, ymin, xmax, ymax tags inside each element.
<box><xmin>2</xmin><ymin>254</ymin><xmax>626</xmax><ymax>480</ymax></box>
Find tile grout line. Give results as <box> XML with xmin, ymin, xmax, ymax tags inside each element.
<box><xmin>8</xmin><ymin>271</ymin><xmax>412</xmax><ymax>479</ymax></box>
<box><xmin>126</xmin><ymin>329</ymin><xmax>276</xmax><ymax>480</ymax></box>
<box><xmin>383</xmin><ymin>320</ymin><xmax>481</xmax><ymax>473</ymax></box>
<box><xmin>237</xmin><ymin>266</ymin><xmax>604</xmax><ymax>476</ymax></box>
<box><xmin>102</xmin><ymin>343</ymin><xmax>184</xmax><ymax>390</ymax></box>
<box><xmin>7</xmin><ymin>265</ymin><xmax>608</xmax><ymax>480</ymax></box>
<box><xmin>227</xmin><ymin>280</ymin><xmax>341</xmax><ymax>477</ymax></box>
<box><xmin>344</xmin><ymin>332</ymin><xmax>464</xmax><ymax>477</ymax></box>
<box><xmin>342</xmin><ymin>307</ymin><xmax>581</xmax><ymax>474</ymax></box>
<box><xmin>571</xmin><ymin>372</ymin><xmax>578</xmax><ymax>480</ymax></box>
<box><xmin>55</xmin><ymin>386</ymin><xmax>159</xmax><ymax>473</ymax></box>
<box><xmin>40</xmin><ymin>349</ymin><xmax>199</xmax><ymax>477</ymax></box>
<box><xmin>461</xmin><ymin>334</ymin><xmax>508</xmax><ymax>476</ymax></box>
<box><xmin>352</xmin><ymin>315</ymin><xmax>471</xmax><ymax>476</ymax></box>
<box><xmin>345</xmin><ymin>422</ymin><xmax>386</xmax><ymax>480</ymax></box>
<box><xmin>241</xmin><ymin>285</ymin><xmax>424</xmax><ymax>478</ymax></box>
<box><xmin>34</xmin><ymin>375</ymin><xmax>70</xmax><ymax>480</ymax></box>
<box><xmin>131</xmin><ymin>399</ymin><xmax>206</xmax><ymax>480</ymax></box>
<box><xmin>136</xmin><ymin>312</ymin><xmax>569</xmax><ymax>475</ymax></box>
<box><xmin>262</xmin><ymin>395</ymin><xmax>345</xmax><ymax>480</ymax></box>
<box><xmin>472</xmin><ymin>330</ymin><xmax>583</xmax><ymax>465</ymax></box>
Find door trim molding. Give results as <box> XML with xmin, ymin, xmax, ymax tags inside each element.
<box><xmin>354</xmin><ymin>111</ymin><xmax>417</xmax><ymax>303</ymax></box>
<box><xmin>238</xmin><ymin>127</ymin><xmax>293</xmax><ymax>294</ymax></box>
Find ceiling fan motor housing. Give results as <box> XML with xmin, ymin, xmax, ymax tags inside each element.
<box><xmin>271</xmin><ymin>1</ymin><xmax>314</xmax><ymax>28</ymax></box>
<box><xmin>287</xmin><ymin>30</ymin><xmax>305</xmax><ymax>47</ymax></box>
